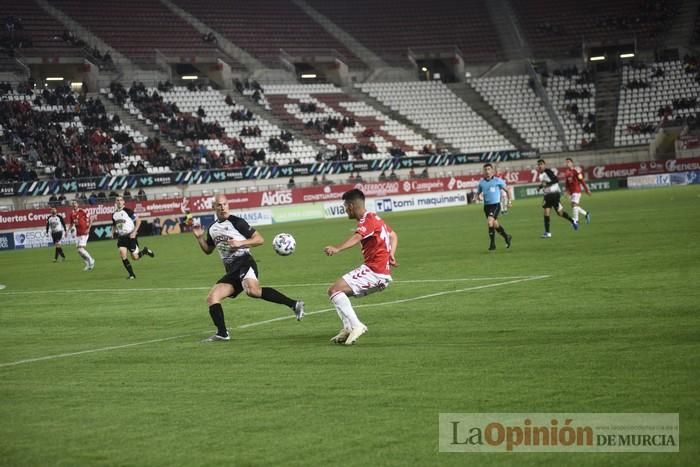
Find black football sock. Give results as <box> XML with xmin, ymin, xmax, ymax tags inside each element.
<box><xmin>562</xmin><ymin>211</ymin><xmax>574</xmax><ymax>223</ymax></box>
<box><xmin>208</xmin><ymin>303</ymin><xmax>228</xmax><ymax>336</ymax></box>
<box><xmin>54</xmin><ymin>248</ymin><xmax>59</xmax><ymax>260</ymax></box>
<box><xmin>58</xmin><ymin>247</ymin><xmax>65</xmax><ymax>258</ymax></box>
<box><xmin>544</xmin><ymin>216</ymin><xmax>551</xmax><ymax>233</ymax></box>
<box><xmin>488</xmin><ymin>227</ymin><xmax>495</xmax><ymax>244</ymax></box>
<box><xmin>122</xmin><ymin>258</ymin><xmax>135</xmax><ymax>277</ymax></box>
<box><xmin>496</xmin><ymin>226</ymin><xmax>508</xmax><ymax>238</ymax></box>
<box><xmin>260</xmin><ymin>287</ymin><xmax>296</xmax><ymax>309</ymax></box>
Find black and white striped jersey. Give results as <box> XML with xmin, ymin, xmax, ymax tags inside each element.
<box><xmin>46</xmin><ymin>214</ymin><xmax>66</xmax><ymax>233</ymax></box>
<box><xmin>539</xmin><ymin>169</ymin><xmax>561</xmax><ymax>194</ymax></box>
<box><xmin>206</xmin><ymin>215</ymin><xmax>256</xmax><ymax>267</ymax></box>
<box><xmin>112</xmin><ymin>208</ymin><xmax>137</xmax><ymax>236</ymax></box>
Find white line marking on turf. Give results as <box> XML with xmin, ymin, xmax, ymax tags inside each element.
<box><xmin>0</xmin><ymin>277</ymin><xmax>537</xmax><ymax>295</ymax></box>
<box><xmin>0</xmin><ymin>275</ymin><xmax>549</xmax><ymax>369</ymax></box>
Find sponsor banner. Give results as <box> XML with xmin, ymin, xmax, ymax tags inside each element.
<box><xmin>513</xmin><ymin>179</ymin><xmax>623</xmax><ymax>199</ymax></box>
<box><xmin>439</xmin><ymin>413</ymin><xmax>679</xmax><ymax>453</ymax></box>
<box><xmin>324</xmin><ymin>201</ymin><xmax>347</xmax><ymax>219</ymax></box>
<box><xmin>587</xmin><ymin>157</ymin><xmax>700</xmax><ymax>180</ymax></box>
<box><xmin>238</xmin><ymin>209</ymin><xmax>273</xmax><ymax>226</ymax></box>
<box><xmin>13</xmin><ymin>230</ymin><xmax>52</xmax><ymax>249</ymax></box>
<box><xmin>627</xmin><ymin>174</ymin><xmax>671</xmax><ymax>189</ymax></box>
<box><xmin>373</xmin><ymin>192</ymin><xmax>468</xmax><ymax>213</ymax></box>
<box><xmin>669</xmin><ymin>170</ymin><xmax>700</xmax><ymax>185</ymax></box>
<box><xmin>0</xmin><ymin>150</ymin><xmax>528</xmax><ymax>197</ymax></box>
<box><xmin>0</xmin><ymin>232</ymin><xmax>13</xmax><ymax>250</ymax></box>
<box><xmin>271</xmin><ymin>204</ymin><xmax>324</xmax><ymax>223</ymax></box>
<box><xmin>88</xmin><ymin>223</ymin><xmax>113</xmax><ymax>241</ymax></box>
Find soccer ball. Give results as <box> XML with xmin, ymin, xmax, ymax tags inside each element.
<box><xmin>272</xmin><ymin>233</ymin><xmax>296</xmax><ymax>256</ymax></box>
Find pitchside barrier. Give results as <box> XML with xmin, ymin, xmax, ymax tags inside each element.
<box><xmin>2</xmin><ymin>162</ymin><xmax>699</xmax><ymax>251</ymax></box>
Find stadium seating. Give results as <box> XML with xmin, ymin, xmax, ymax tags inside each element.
<box><xmin>0</xmin><ymin>0</ymin><xmax>84</xmax><ymax>57</ymax></box>
<box><xmin>118</xmin><ymin>85</ymin><xmax>319</xmax><ymax>166</ymax></box>
<box><xmin>358</xmin><ymin>81</ymin><xmax>515</xmax><ymax>153</ymax></box>
<box><xmin>471</xmin><ymin>75</ymin><xmax>563</xmax><ymax>153</ymax></box>
<box><xmin>262</xmin><ymin>84</ymin><xmax>435</xmax><ymax>158</ymax></box>
<box><xmin>170</xmin><ymin>0</ymin><xmax>363</xmax><ymax>68</ymax></box>
<box><xmin>50</xmin><ymin>0</ymin><xmax>225</xmax><ymax>67</ymax></box>
<box><xmin>542</xmin><ymin>72</ymin><xmax>596</xmax><ymax>150</ymax></box>
<box><xmin>0</xmin><ymin>87</ymin><xmax>162</xmax><ymax>181</ymax></box>
<box><xmin>615</xmin><ymin>60</ymin><xmax>700</xmax><ymax>147</ymax></box>
<box><xmin>306</xmin><ymin>0</ymin><xmax>504</xmax><ymax>65</ymax></box>
<box><xmin>512</xmin><ymin>0</ymin><xmax>679</xmax><ymax>58</ymax></box>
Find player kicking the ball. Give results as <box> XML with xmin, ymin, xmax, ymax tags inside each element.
<box><xmin>324</xmin><ymin>189</ymin><xmax>398</xmax><ymax>345</ymax></box>
<box><xmin>193</xmin><ymin>194</ymin><xmax>305</xmax><ymax>342</ymax></box>
<box><xmin>563</xmin><ymin>158</ymin><xmax>591</xmax><ymax>225</ymax></box>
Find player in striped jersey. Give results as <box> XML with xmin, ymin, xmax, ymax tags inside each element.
<box><xmin>112</xmin><ymin>196</ymin><xmax>154</xmax><ymax>279</ymax></box>
<box><xmin>45</xmin><ymin>207</ymin><xmax>66</xmax><ymax>262</ymax></box>
<box><xmin>192</xmin><ymin>194</ymin><xmax>304</xmax><ymax>342</ymax></box>
<box><xmin>536</xmin><ymin>159</ymin><xmax>578</xmax><ymax>238</ymax></box>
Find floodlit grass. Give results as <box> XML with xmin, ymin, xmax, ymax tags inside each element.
<box><xmin>0</xmin><ymin>186</ymin><xmax>698</xmax><ymax>466</ymax></box>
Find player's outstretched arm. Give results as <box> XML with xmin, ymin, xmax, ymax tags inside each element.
<box><xmin>228</xmin><ymin>231</ymin><xmax>264</xmax><ymax>250</ymax></box>
<box><xmin>389</xmin><ymin>230</ymin><xmax>399</xmax><ymax>267</ymax></box>
<box><xmin>192</xmin><ymin>224</ymin><xmax>214</xmax><ymax>255</ymax></box>
<box><xmin>324</xmin><ymin>233</ymin><xmax>362</xmax><ymax>256</ymax></box>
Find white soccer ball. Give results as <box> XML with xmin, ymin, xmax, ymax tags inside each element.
<box><xmin>272</xmin><ymin>233</ymin><xmax>296</xmax><ymax>256</ymax></box>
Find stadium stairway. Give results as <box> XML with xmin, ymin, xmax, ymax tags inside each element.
<box><xmin>99</xmin><ymin>95</ymin><xmax>182</xmax><ymax>157</ymax></box>
<box><xmin>593</xmin><ymin>71</ymin><xmax>621</xmax><ymax>149</ymax></box>
<box><xmin>342</xmin><ymin>85</ymin><xmax>457</xmax><ymax>153</ymax></box>
<box><xmin>665</xmin><ymin>0</ymin><xmax>700</xmax><ymax>48</ymax></box>
<box><xmin>447</xmin><ymin>82</ymin><xmax>530</xmax><ymax>151</ymax></box>
<box><xmin>159</xmin><ymin>0</ymin><xmax>261</xmax><ymax>72</ymax></box>
<box><xmin>237</xmin><ymin>93</ymin><xmax>325</xmax><ymax>155</ymax></box>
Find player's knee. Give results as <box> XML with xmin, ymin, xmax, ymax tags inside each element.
<box><xmin>245</xmin><ymin>285</ymin><xmax>262</xmax><ymax>298</ymax></box>
<box><xmin>206</xmin><ymin>293</ymin><xmax>219</xmax><ymax>306</ymax></box>
<box><xmin>327</xmin><ymin>286</ymin><xmax>337</xmax><ymax>297</ymax></box>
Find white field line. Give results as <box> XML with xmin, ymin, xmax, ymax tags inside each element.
<box><xmin>0</xmin><ymin>277</ymin><xmax>537</xmax><ymax>295</ymax></box>
<box><xmin>0</xmin><ymin>275</ymin><xmax>549</xmax><ymax>369</ymax></box>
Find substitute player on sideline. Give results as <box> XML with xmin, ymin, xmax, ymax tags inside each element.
<box><xmin>536</xmin><ymin>159</ymin><xmax>578</xmax><ymax>238</ymax></box>
<box><xmin>324</xmin><ymin>189</ymin><xmax>398</xmax><ymax>345</ymax></box>
<box><xmin>112</xmin><ymin>196</ymin><xmax>154</xmax><ymax>279</ymax></box>
<box><xmin>563</xmin><ymin>157</ymin><xmax>591</xmax><ymax>224</ymax></box>
<box><xmin>68</xmin><ymin>200</ymin><xmax>95</xmax><ymax>270</ymax></box>
<box><xmin>192</xmin><ymin>194</ymin><xmax>305</xmax><ymax>342</ymax></box>
<box><xmin>46</xmin><ymin>207</ymin><xmax>67</xmax><ymax>262</ymax></box>
<box><xmin>476</xmin><ymin>163</ymin><xmax>512</xmax><ymax>251</ymax></box>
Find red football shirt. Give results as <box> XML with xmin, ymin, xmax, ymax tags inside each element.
<box><xmin>355</xmin><ymin>212</ymin><xmax>393</xmax><ymax>275</ymax></box>
<box><xmin>563</xmin><ymin>168</ymin><xmax>587</xmax><ymax>194</ymax></box>
<box><xmin>69</xmin><ymin>208</ymin><xmax>90</xmax><ymax>235</ymax></box>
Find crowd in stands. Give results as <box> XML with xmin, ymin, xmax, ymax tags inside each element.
<box><xmin>1</xmin><ymin>15</ymin><xmax>31</xmax><ymax>53</ymax></box>
<box><xmin>305</xmin><ymin>116</ymin><xmax>356</xmax><ymax>134</ymax></box>
<box><xmin>47</xmin><ymin>188</ymin><xmax>147</xmax><ymax>207</ymax></box>
<box><xmin>627</xmin><ymin>78</ymin><xmax>650</xmax><ymax>89</ymax></box>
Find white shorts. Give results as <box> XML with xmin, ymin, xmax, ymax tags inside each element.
<box><xmin>342</xmin><ymin>264</ymin><xmax>392</xmax><ymax>297</ymax></box>
<box><xmin>75</xmin><ymin>235</ymin><xmax>89</xmax><ymax>247</ymax></box>
<box><xmin>570</xmin><ymin>192</ymin><xmax>582</xmax><ymax>204</ymax></box>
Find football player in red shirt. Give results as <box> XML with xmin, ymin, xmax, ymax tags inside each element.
<box><xmin>324</xmin><ymin>189</ymin><xmax>398</xmax><ymax>345</ymax></box>
<box><xmin>563</xmin><ymin>158</ymin><xmax>591</xmax><ymax>224</ymax></box>
<box><xmin>68</xmin><ymin>200</ymin><xmax>95</xmax><ymax>271</ymax></box>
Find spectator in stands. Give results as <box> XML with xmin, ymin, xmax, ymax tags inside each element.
<box><xmin>225</xmin><ymin>94</ymin><xmax>235</xmax><ymax>106</ymax></box>
<box><xmin>48</xmin><ymin>194</ymin><xmax>59</xmax><ymax>207</ymax></box>
<box><xmin>88</xmin><ymin>192</ymin><xmax>97</xmax><ymax>205</ymax></box>
<box><xmin>420</xmin><ymin>168</ymin><xmax>429</xmax><ymax>179</ymax></box>
<box><xmin>389</xmin><ymin>169</ymin><xmax>399</xmax><ymax>181</ymax></box>
<box><xmin>58</xmin><ymin>194</ymin><xmax>66</xmax><ymax>205</ymax></box>
<box><xmin>123</xmin><ymin>189</ymin><xmax>132</xmax><ymax>201</ymax></box>
<box><xmin>409</xmin><ymin>168</ymin><xmax>417</xmax><ymax>179</ymax></box>
<box><xmin>312</xmin><ymin>175</ymin><xmax>319</xmax><ymax>186</ymax></box>
<box><xmin>137</xmin><ymin>188</ymin><xmax>147</xmax><ymax>201</ymax></box>
<box><xmin>378</xmin><ymin>170</ymin><xmax>387</xmax><ymax>181</ymax></box>
<box><xmin>321</xmin><ymin>174</ymin><xmax>334</xmax><ymax>185</ymax></box>
<box><xmin>108</xmin><ymin>190</ymin><xmax>119</xmax><ymax>202</ymax></box>
<box><xmin>152</xmin><ymin>218</ymin><xmax>161</xmax><ymax>236</ymax></box>
<box><xmin>287</xmin><ymin>177</ymin><xmax>296</xmax><ymax>189</ymax></box>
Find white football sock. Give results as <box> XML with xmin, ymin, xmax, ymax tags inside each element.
<box><xmin>78</xmin><ymin>248</ymin><xmax>93</xmax><ymax>264</ymax></box>
<box><xmin>578</xmin><ymin>206</ymin><xmax>588</xmax><ymax>216</ymax></box>
<box><xmin>572</xmin><ymin>206</ymin><xmax>580</xmax><ymax>222</ymax></box>
<box><xmin>331</xmin><ymin>292</ymin><xmax>362</xmax><ymax>330</ymax></box>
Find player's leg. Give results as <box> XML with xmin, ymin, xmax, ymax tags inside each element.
<box><xmin>327</xmin><ymin>276</ymin><xmax>356</xmax><ymax>342</ymax></box>
<box><xmin>493</xmin><ymin>219</ymin><xmax>512</xmax><ymax>249</ymax></box>
<box><xmin>204</xmin><ymin>282</ymin><xmax>236</xmax><ymax>341</ymax></box>
<box><xmin>76</xmin><ymin>236</ymin><xmax>94</xmax><ymax>270</ymax></box>
<box><xmin>542</xmin><ymin>206</ymin><xmax>552</xmax><ymax>238</ymax></box>
<box><xmin>118</xmin><ymin>243</ymin><xmax>136</xmax><ymax>279</ymax></box>
<box><xmin>242</xmin><ymin>268</ymin><xmax>304</xmax><ymax>320</ymax></box>
<box><xmin>570</xmin><ymin>193</ymin><xmax>587</xmax><ymax>223</ymax></box>
<box><xmin>133</xmin><ymin>237</ymin><xmax>154</xmax><ymax>259</ymax></box>
<box><xmin>556</xmin><ymin>203</ymin><xmax>578</xmax><ymax>230</ymax></box>
<box><xmin>487</xmin><ymin>216</ymin><xmax>497</xmax><ymax>250</ymax></box>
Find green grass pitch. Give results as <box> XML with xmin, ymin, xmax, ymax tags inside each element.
<box><xmin>0</xmin><ymin>186</ymin><xmax>698</xmax><ymax>466</ymax></box>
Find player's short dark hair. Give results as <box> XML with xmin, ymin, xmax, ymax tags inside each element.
<box><xmin>565</xmin><ymin>157</ymin><xmax>573</xmax><ymax>163</ymax></box>
<box><xmin>342</xmin><ymin>189</ymin><xmax>365</xmax><ymax>204</ymax></box>
<box><xmin>537</xmin><ymin>159</ymin><xmax>546</xmax><ymax>164</ymax></box>
<box><xmin>483</xmin><ymin>163</ymin><xmax>493</xmax><ymax>169</ymax></box>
